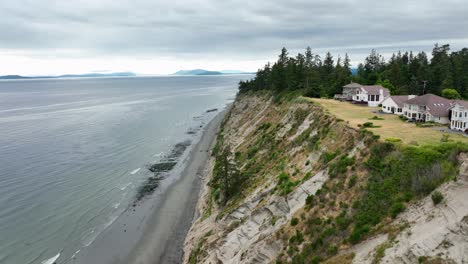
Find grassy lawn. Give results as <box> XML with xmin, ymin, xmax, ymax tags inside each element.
<box><xmin>305</xmin><ymin>97</ymin><xmax>468</xmax><ymax>145</ymax></box>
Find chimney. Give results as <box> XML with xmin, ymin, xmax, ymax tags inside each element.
<box><xmin>408</xmin><ymin>95</ymin><xmax>417</xmax><ymax>99</ymax></box>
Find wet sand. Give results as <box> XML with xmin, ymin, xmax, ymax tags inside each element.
<box><xmin>124</xmin><ymin>110</ymin><xmax>225</xmax><ymax>264</ymax></box>
<box><xmin>74</xmin><ymin>110</ymin><xmax>225</xmax><ymax>264</ymax></box>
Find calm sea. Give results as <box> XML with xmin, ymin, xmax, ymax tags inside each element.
<box><xmin>0</xmin><ymin>75</ymin><xmax>243</xmax><ymax>264</ymax></box>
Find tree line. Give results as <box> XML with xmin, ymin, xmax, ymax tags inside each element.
<box><xmin>239</xmin><ymin>44</ymin><xmax>468</xmax><ymax>98</ymax></box>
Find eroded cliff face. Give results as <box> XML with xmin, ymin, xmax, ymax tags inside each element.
<box><xmin>350</xmin><ymin>154</ymin><xmax>468</xmax><ymax>264</ymax></box>
<box><xmin>183</xmin><ymin>94</ymin><xmax>468</xmax><ymax>264</ymax></box>
<box><xmin>184</xmin><ymin>94</ymin><xmax>366</xmax><ymax>263</ymax></box>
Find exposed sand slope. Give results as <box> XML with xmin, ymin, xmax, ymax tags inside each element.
<box><xmin>350</xmin><ymin>153</ymin><xmax>468</xmax><ymax>264</ymax></box>
<box><xmin>183</xmin><ymin>94</ymin><xmax>362</xmax><ymax>263</ymax></box>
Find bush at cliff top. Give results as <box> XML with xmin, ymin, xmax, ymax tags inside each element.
<box><xmin>351</xmin><ymin>142</ymin><xmax>468</xmax><ymax>243</ymax></box>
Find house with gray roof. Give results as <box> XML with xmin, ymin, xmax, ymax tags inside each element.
<box><xmin>352</xmin><ymin>85</ymin><xmax>390</xmax><ymax>107</ymax></box>
<box><xmin>342</xmin><ymin>82</ymin><xmax>362</xmax><ymax>100</ymax></box>
<box><xmin>381</xmin><ymin>95</ymin><xmax>417</xmax><ymax>115</ymax></box>
<box><xmin>449</xmin><ymin>100</ymin><xmax>468</xmax><ymax>131</ymax></box>
<box><xmin>334</xmin><ymin>82</ymin><xmax>362</xmax><ymax>101</ymax></box>
<box><xmin>402</xmin><ymin>93</ymin><xmax>452</xmax><ymax>124</ymax></box>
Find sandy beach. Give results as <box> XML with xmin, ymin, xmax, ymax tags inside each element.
<box><xmin>123</xmin><ymin>110</ymin><xmax>225</xmax><ymax>264</ymax></box>
<box><xmin>73</xmin><ymin>109</ymin><xmax>226</xmax><ymax>264</ymax></box>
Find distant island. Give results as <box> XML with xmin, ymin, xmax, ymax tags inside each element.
<box><xmin>0</xmin><ymin>72</ymin><xmax>136</xmax><ymax>80</ymax></box>
<box><xmin>0</xmin><ymin>70</ymin><xmax>255</xmax><ymax>79</ymax></box>
<box><xmin>172</xmin><ymin>69</ymin><xmax>254</xmax><ymax>76</ymax></box>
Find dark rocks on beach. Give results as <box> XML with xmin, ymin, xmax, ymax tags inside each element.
<box><xmin>168</xmin><ymin>140</ymin><xmax>191</xmax><ymax>160</ymax></box>
<box><xmin>135</xmin><ymin>139</ymin><xmax>192</xmax><ymax>202</ymax></box>
<box><xmin>136</xmin><ymin>175</ymin><xmax>164</xmax><ymax>201</ymax></box>
<box><xmin>149</xmin><ymin>162</ymin><xmax>177</xmax><ymax>172</ymax></box>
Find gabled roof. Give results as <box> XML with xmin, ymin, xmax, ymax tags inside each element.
<box><xmin>451</xmin><ymin>99</ymin><xmax>468</xmax><ymax>109</ymax></box>
<box><xmin>406</xmin><ymin>93</ymin><xmax>452</xmax><ymax>117</ymax></box>
<box><xmin>361</xmin><ymin>85</ymin><xmax>390</xmax><ymax>96</ymax></box>
<box><xmin>385</xmin><ymin>95</ymin><xmax>415</xmax><ymax>108</ymax></box>
<box><xmin>343</xmin><ymin>82</ymin><xmax>362</xmax><ymax>88</ymax></box>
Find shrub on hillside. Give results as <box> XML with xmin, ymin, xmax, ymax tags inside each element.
<box><xmin>320</xmin><ymin>151</ymin><xmax>338</xmax><ymax>163</ymax></box>
<box><xmin>348</xmin><ymin>175</ymin><xmax>358</xmax><ymax>188</ymax></box>
<box><xmin>362</xmin><ymin>122</ymin><xmax>378</xmax><ymax>128</ymax></box>
<box><xmin>390</xmin><ymin>202</ymin><xmax>405</xmax><ymax>218</ymax></box>
<box><xmin>291</xmin><ymin>217</ymin><xmax>299</xmax><ymax>226</ymax></box>
<box><xmin>369</xmin><ymin>116</ymin><xmax>384</xmax><ymax>120</ymax></box>
<box><xmin>385</xmin><ymin>137</ymin><xmax>402</xmax><ymax>143</ymax></box>
<box><xmin>431</xmin><ymin>191</ymin><xmax>444</xmax><ymax>205</ymax></box>
<box><xmin>351</xmin><ymin>142</ymin><xmax>467</xmax><ymax>244</ymax></box>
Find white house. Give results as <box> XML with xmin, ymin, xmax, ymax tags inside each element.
<box><xmin>335</xmin><ymin>82</ymin><xmax>362</xmax><ymax>101</ymax></box>
<box><xmin>381</xmin><ymin>95</ymin><xmax>416</xmax><ymax>115</ymax></box>
<box><xmin>450</xmin><ymin>100</ymin><xmax>468</xmax><ymax>132</ymax></box>
<box><xmin>403</xmin><ymin>93</ymin><xmax>452</xmax><ymax>124</ymax></box>
<box><xmin>352</xmin><ymin>85</ymin><xmax>390</xmax><ymax>107</ymax></box>
<box><xmin>342</xmin><ymin>82</ymin><xmax>362</xmax><ymax>100</ymax></box>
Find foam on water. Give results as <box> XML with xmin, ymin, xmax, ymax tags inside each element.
<box><xmin>153</xmin><ymin>152</ymin><xmax>165</xmax><ymax>157</ymax></box>
<box><xmin>41</xmin><ymin>252</ymin><xmax>60</xmax><ymax>264</ymax></box>
<box><xmin>119</xmin><ymin>182</ymin><xmax>132</xmax><ymax>190</ymax></box>
<box><xmin>130</xmin><ymin>168</ymin><xmax>141</xmax><ymax>175</ymax></box>
<box><xmin>0</xmin><ymin>75</ymin><xmax>243</xmax><ymax>264</ymax></box>
<box><xmin>71</xmin><ymin>250</ymin><xmax>80</xmax><ymax>259</ymax></box>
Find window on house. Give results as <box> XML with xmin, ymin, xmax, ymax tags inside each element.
<box><xmin>376</xmin><ymin>95</ymin><xmax>380</xmax><ymax>101</ymax></box>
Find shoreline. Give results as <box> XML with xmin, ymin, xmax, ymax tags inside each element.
<box><xmin>123</xmin><ymin>109</ymin><xmax>226</xmax><ymax>264</ymax></box>
<box><xmin>73</xmin><ymin>109</ymin><xmax>226</xmax><ymax>264</ymax></box>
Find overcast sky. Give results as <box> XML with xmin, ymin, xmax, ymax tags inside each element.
<box><xmin>0</xmin><ymin>0</ymin><xmax>467</xmax><ymax>75</ymax></box>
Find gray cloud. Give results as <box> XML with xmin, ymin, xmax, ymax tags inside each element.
<box><xmin>0</xmin><ymin>0</ymin><xmax>467</xmax><ymax>64</ymax></box>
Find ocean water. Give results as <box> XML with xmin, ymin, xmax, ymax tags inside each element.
<box><xmin>0</xmin><ymin>75</ymin><xmax>243</xmax><ymax>264</ymax></box>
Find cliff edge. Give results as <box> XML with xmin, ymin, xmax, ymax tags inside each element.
<box><xmin>184</xmin><ymin>93</ymin><xmax>468</xmax><ymax>264</ymax></box>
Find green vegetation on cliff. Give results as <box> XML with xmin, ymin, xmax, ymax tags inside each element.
<box><xmin>277</xmin><ymin>112</ymin><xmax>467</xmax><ymax>263</ymax></box>
<box><xmin>194</xmin><ymin>91</ymin><xmax>467</xmax><ymax>264</ymax></box>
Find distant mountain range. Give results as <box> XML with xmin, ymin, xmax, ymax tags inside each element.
<box><xmin>0</xmin><ymin>72</ymin><xmax>136</xmax><ymax>80</ymax></box>
<box><xmin>172</xmin><ymin>69</ymin><xmax>254</xmax><ymax>76</ymax></box>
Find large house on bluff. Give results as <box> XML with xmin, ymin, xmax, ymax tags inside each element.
<box><xmin>402</xmin><ymin>93</ymin><xmax>452</xmax><ymax>124</ymax></box>
<box><xmin>336</xmin><ymin>82</ymin><xmax>390</xmax><ymax>107</ymax></box>
<box><xmin>341</xmin><ymin>82</ymin><xmax>362</xmax><ymax>100</ymax></box>
<box><xmin>450</xmin><ymin>100</ymin><xmax>468</xmax><ymax>131</ymax></box>
<box><xmin>336</xmin><ymin>83</ymin><xmax>468</xmax><ymax>131</ymax></box>
<box><xmin>353</xmin><ymin>85</ymin><xmax>390</xmax><ymax>107</ymax></box>
<box><xmin>381</xmin><ymin>95</ymin><xmax>417</xmax><ymax>115</ymax></box>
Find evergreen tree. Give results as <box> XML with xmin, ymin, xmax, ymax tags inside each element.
<box><xmin>238</xmin><ymin>44</ymin><xmax>468</xmax><ymax>100</ymax></box>
<box><xmin>305</xmin><ymin>46</ymin><xmax>314</xmax><ymax>69</ymax></box>
<box><xmin>343</xmin><ymin>53</ymin><xmax>351</xmax><ymax>75</ymax></box>
<box><xmin>430</xmin><ymin>44</ymin><xmax>451</xmax><ymax>94</ymax></box>
<box><xmin>212</xmin><ymin>146</ymin><xmax>242</xmax><ymax>205</ymax></box>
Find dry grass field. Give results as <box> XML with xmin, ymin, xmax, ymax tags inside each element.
<box><xmin>305</xmin><ymin>97</ymin><xmax>468</xmax><ymax>145</ymax></box>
